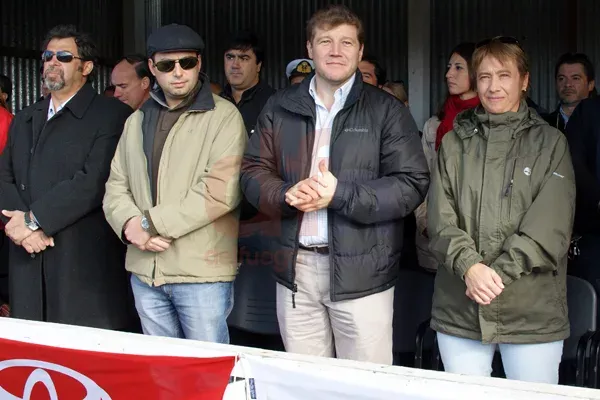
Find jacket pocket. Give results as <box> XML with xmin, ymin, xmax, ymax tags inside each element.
<box><xmin>502</xmin><ymin>158</ymin><xmax>517</xmax><ymax>221</ymax></box>
<box><xmin>509</xmin><ymin>158</ymin><xmax>534</xmax><ymax>222</ymax></box>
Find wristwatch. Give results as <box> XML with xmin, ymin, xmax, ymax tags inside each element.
<box><xmin>24</xmin><ymin>212</ymin><xmax>40</xmax><ymax>231</ymax></box>
<box><xmin>141</xmin><ymin>215</ymin><xmax>150</xmax><ymax>232</ymax></box>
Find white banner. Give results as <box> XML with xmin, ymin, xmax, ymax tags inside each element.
<box><xmin>242</xmin><ymin>355</ymin><xmax>599</xmax><ymax>400</ymax></box>
<box><xmin>0</xmin><ymin>319</ymin><xmax>599</xmax><ymax>400</ymax></box>
<box><xmin>243</xmin><ymin>355</ymin><xmax>430</xmax><ymax>400</ymax></box>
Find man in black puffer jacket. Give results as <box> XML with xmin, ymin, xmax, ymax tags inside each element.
<box><xmin>240</xmin><ymin>5</ymin><xmax>429</xmax><ymax>364</ymax></box>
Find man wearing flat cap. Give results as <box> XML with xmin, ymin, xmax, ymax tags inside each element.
<box><xmin>286</xmin><ymin>59</ymin><xmax>315</xmax><ymax>85</ymax></box>
<box><xmin>104</xmin><ymin>23</ymin><xmax>247</xmax><ymax>343</ymax></box>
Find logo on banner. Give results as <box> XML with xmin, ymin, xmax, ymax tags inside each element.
<box><xmin>0</xmin><ymin>359</ymin><xmax>111</xmax><ymax>400</ymax></box>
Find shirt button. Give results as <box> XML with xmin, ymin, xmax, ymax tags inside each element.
<box><xmin>481</xmin><ymin>250</ymin><xmax>487</xmax><ymax>257</ymax></box>
<box><xmin>30</xmin><ymin>148</ymin><xmax>34</xmax><ymax>154</ymax></box>
<box><xmin>20</xmin><ymin>184</ymin><xmax>26</xmax><ymax>191</ymax></box>
<box><xmin>30</xmin><ymin>254</ymin><xmax>36</xmax><ymax>259</ymax></box>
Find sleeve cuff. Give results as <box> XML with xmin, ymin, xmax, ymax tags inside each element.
<box><xmin>120</xmin><ymin>230</ymin><xmax>131</xmax><ymax>245</ymax></box>
<box><xmin>280</xmin><ymin>184</ymin><xmax>297</xmax><ymax>214</ymax></box>
<box><xmin>491</xmin><ymin>264</ymin><xmax>515</xmax><ymax>286</ymax></box>
<box><xmin>455</xmin><ymin>252</ymin><xmax>484</xmax><ymax>280</ymax></box>
<box><xmin>143</xmin><ymin>210</ymin><xmax>159</xmax><ymax>237</ymax></box>
<box><xmin>31</xmin><ymin>212</ymin><xmax>40</xmax><ymax>226</ymax></box>
<box><xmin>330</xmin><ymin>181</ymin><xmax>349</xmax><ymax>211</ymax></box>
<box><xmin>121</xmin><ymin>216</ymin><xmax>136</xmax><ymax>245</ymax></box>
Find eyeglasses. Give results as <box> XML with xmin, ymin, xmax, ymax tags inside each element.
<box><xmin>153</xmin><ymin>57</ymin><xmax>199</xmax><ymax>73</ymax></box>
<box><xmin>41</xmin><ymin>50</ymin><xmax>84</xmax><ymax>63</ymax></box>
<box><xmin>476</xmin><ymin>36</ymin><xmax>521</xmax><ymax>49</ymax></box>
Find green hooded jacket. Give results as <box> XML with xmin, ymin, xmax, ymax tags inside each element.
<box><xmin>428</xmin><ymin>101</ymin><xmax>575</xmax><ymax>344</ymax></box>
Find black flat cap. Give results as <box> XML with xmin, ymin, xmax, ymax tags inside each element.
<box><xmin>147</xmin><ymin>24</ymin><xmax>205</xmax><ymax>58</ymax></box>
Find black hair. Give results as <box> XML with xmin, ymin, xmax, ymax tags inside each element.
<box><xmin>448</xmin><ymin>42</ymin><xmax>477</xmax><ymax>90</ymax></box>
<box><xmin>119</xmin><ymin>54</ymin><xmax>154</xmax><ymax>85</ymax></box>
<box><xmin>555</xmin><ymin>53</ymin><xmax>595</xmax><ymax>82</ymax></box>
<box><xmin>437</xmin><ymin>42</ymin><xmax>477</xmax><ymax>120</ymax></box>
<box><xmin>225</xmin><ymin>30</ymin><xmax>264</xmax><ymax>65</ymax></box>
<box><xmin>42</xmin><ymin>24</ymin><xmax>98</xmax><ymax>80</ymax></box>
<box><xmin>0</xmin><ymin>74</ymin><xmax>12</xmax><ymax>102</ymax></box>
<box><xmin>360</xmin><ymin>55</ymin><xmax>387</xmax><ymax>86</ymax></box>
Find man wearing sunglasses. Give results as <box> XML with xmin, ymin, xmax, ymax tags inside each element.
<box><xmin>104</xmin><ymin>24</ymin><xmax>247</xmax><ymax>344</ymax></box>
<box><xmin>0</xmin><ymin>25</ymin><xmax>135</xmax><ymax>331</ymax></box>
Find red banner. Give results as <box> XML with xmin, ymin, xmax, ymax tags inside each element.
<box><xmin>0</xmin><ymin>337</ymin><xmax>235</xmax><ymax>400</ymax></box>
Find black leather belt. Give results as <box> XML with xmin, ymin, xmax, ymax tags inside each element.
<box><xmin>299</xmin><ymin>245</ymin><xmax>329</xmax><ymax>255</ymax></box>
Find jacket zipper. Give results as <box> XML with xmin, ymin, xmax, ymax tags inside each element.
<box><xmin>290</xmin><ymin>117</ymin><xmax>316</xmax><ymax>308</ymax></box>
<box><xmin>150</xmin><ymin>108</ymin><xmax>214</xmax><ymax>286</ymax></box>
<box><xmin>504</xmin><ymin>159</ymin><xmax>517</xmax><ymax>219</ymax></box>
<box><xmin>327</xmin><ymin>112</ymin><xmax>345</xmax><ymax>302</ymax></box>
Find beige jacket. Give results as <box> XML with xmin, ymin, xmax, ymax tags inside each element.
<box><xmin>103</xmin><ymin>82</ymin><xmax>247</xmax><ymax>286</ymax></box>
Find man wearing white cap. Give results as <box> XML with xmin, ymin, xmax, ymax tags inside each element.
<box><xmin>286</xmin><ymin>59</ymin><xmax>315</xmax><ymax>85</ymax></box>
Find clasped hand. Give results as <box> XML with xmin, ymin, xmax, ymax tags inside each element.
<box><xmin>124</xmin><ymin>215</ymin><xmax>172</xmax><ymax>252</ymax></box>
<box><xmin>465</xmin><ymin>263</ymin><xmax>505</xmax><ymax>305</ymax></box>
<box><xmin>2</xmin><ymin>210</ymin><xmax>55</xmax><ymax>254</ymax></box>
<box><xmin>285</xmin><ymin>160</ymin><xmax>337</xmax><ymax>212</ymax></box>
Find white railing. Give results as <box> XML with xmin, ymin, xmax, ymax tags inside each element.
<box><xmin>0</xmin><ymin>318</ymin><xmax>598</xmax><ymax>400</ymax></box>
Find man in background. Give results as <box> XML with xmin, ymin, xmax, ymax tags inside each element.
<box><xmin>111</xmin><ymin>54</ymin><xmax>153</xmax><ymax>110</ymax></box>
<box><xmin>221</xmin><ymin>30</ymin><xmax>274</xmax><ymax>136</ymax></box>
<box><xmin>286</xmin><ymin>58</ymin><xmax>314</xmax><ymax>85</ymax></box>
<box><xmin>358</xmin><ymin>55</ymin><xmax>386</xmax><ymax>88</ymax></box>
<box><xmin>545</xmin><ymin>53</ymin><xmax>595</xmax><ymax>133</ymax></box>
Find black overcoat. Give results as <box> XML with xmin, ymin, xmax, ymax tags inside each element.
<box><xmin>0</xmin><ymin>83</ymin><xmax>136</xmax><ymax>329</ymax></box>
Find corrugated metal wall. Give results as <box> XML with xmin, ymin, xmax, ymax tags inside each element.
<box><xmin>160</xmin><ymin>0</ymin><xmax>409</xmax><ymax>90</ymax></box>
<box><xmin>430</xmin><ymin>0</ymin><xmax>578</xmax><ymax>117</ymax></box>
<box><xmin>578</xmin><ymin>0</ymin><xmax>600</xmax><ymax>74</ymax></box>
<box><xmin>3</xmin><ymin>0</ymin><xmax>598</xmax><ymax>115</ymax></box>
<box><xmin>0</xmin><ymin>0</ymin><xmax>123</xmax><ymax>112</ymax></box>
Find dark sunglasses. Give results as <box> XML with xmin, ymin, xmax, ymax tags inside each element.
<box><xmin>476</xmin><ymin>36</ymin><xmax>520</xmax><ymax>49</ymax></box>
<box><xmin>41</xmin><ymin>50</ymin><xmax>83</xmax><ymax>63</ymax></box>
<box><xmin>153</xmin><ymin>57</ymin><xmax>199</xmax><ymax>73</ymax></box>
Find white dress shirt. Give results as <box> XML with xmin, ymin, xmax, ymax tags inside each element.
<box><xmin>298</xmin><ymin>74</ymin><xmax>355</xmax><ymax>247</ymax></box>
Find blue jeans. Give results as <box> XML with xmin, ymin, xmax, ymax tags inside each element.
<box><xmin>130</xmin><ymin>274</ymin><xmax>233</xmax><ymax>343</ymax></box>
<box><xmin>437</xmin><ymin>332</ymin><xmax>563</xmax><ymax>384</ymax></box>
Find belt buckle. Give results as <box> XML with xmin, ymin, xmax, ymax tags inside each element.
<box><xmin>313</xmin><ymin>246</ymin><xmax>328</xmax><ymax>255</ymax></box>
<box><xmin>301</xmin><ymin>245</ymin><xmax>327</xmax><ymax>254</ymax></box>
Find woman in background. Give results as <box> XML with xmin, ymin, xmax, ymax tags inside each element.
<box><xmin>383</xmin><ymin>81</ymin><xmax>409</xmax><ymax>106</ymax></box>
<box><xmin>416</xmin><ymin>43</ymin><xmax>480</xmax><ymax>273</ymax></box>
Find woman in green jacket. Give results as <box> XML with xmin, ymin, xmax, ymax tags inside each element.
<box><xmin>428</xmin><ymin>37</ymin><xmax>575</xmax><ymax>384</ymax></box>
